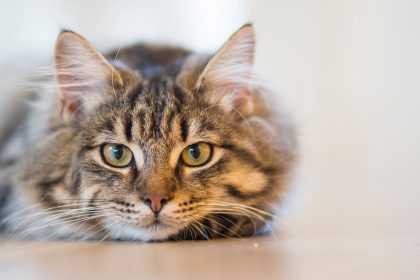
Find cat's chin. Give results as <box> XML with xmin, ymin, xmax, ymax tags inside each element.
<box><xmin>103</xmin><ymin>221</ymin><xmax>182</xmax><ymax>242</ymax></box>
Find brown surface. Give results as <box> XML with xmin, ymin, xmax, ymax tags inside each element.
<box><xmin>1</xmin><ymin>233</ymin><xmax>419</xmax><ymax>280</ymax></box>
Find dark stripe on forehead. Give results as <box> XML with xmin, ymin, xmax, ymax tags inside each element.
<box><xmin>102</xmin><ymin>118</ymin><xmax>115</xmax><ymax>133</ymax></box>
<box><xmin>197</xmin><ymin>119</ymin><xmax>215</xmax><ymax>133</ymax></box>
<box><xmin>154</xmin><ymin>91</ymin><xmax>166</xmax><ymax>138</ymax></box>
<box><xmin>124</xmin><ymin>116</ymin><xmax>133</xmax><ymax>142</ymax></box>
<box><xmin>126</xmin><ymin>79</ymin><xmax>189</xmax><ymax>141</ymax></box>
<box><xmin>180</xmin><ymin>118</ymin><xmax>188</xmax><ymax>142</ymax></box>
<box><xmin>163</xmin><ymin>109</ymin><xmax>176</xmax><ymax>135</ymax></box>
<box><xmin>138</xmin><ymin>110</ymin><xmax>146</xmax><ymax>132</ymax></box>
<box><xmin>173</xmin><ymin>85</ymin><xmax>186</xmax><ymax>106</ymax></box>
<box><xmin>128</xmin><ymin>83</ymin><xmax>144</xmax><ymax>108</ymax></box>
<box><xmin>130</xmin><ymin>162</ymin><xmax>139</xmax><ymax>187</ymax></box>
<box><xmin>157</xmin><ymin>95</ymin><xmax>167</xmax><ymax>116</ymax></box>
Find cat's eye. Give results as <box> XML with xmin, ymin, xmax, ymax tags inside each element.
<box><xmin>181</xmin><ymin>142</ymin><xmax>213</xmax><ymax>167</ymax></box>
<box><xmin>101</xmin><ymin>144</ymin><xmax>133</xmax><ymax>168</ymax></box>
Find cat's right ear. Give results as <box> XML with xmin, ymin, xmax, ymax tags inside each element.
<box><xmin>55</xmin><ymin>31</ymin><xmax>123</xmax><ymax>121</ymax></box>
<box><xmin>195</xmin><ymin>24</ymin><xmax>256</xmax><ymax>117</ymax></box>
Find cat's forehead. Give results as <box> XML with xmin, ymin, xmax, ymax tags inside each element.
<box><xmin>89</xmin><ymin>79</ymin><xmax>225</xmax><ymax>150</ymax></box>
<box><xmin>127</xmin><ymin>78</ymin><xmax>191</xmax><ymax>110</ymax></box>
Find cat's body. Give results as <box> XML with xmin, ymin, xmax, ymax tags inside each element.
<box><xmin>0</xmin><ymin>25</ymin><xmax>297</xmax><ymax>241</ymax></box>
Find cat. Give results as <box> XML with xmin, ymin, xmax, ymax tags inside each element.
<box><xmin>0</xmin><ymin>24</ymin><xmax>297</xmax><ymax>241</ymax></box>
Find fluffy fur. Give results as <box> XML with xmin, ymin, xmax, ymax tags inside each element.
<box><xmin>0</xmin><ymin>24</ymin><xmax>297</xmax><ymax>241</ymax></box>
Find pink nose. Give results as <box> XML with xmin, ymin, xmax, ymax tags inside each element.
<box><xmin>141</xmin><ymin>195</ymin><xmax>170</xmax><ymax>214</ymax></box>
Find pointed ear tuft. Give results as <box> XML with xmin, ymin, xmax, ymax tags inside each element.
<box><xmin>55</xmin><ymin>31</ymin><xmax>123</xmax><ymax>120</ymax></box>
<box><xmin>196</xmin><ymin>24</ymin><xmax>256</xmax><ymax>116</ymax></box>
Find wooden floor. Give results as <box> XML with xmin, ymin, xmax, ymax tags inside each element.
<box><xmin>1</xmin><ymin>233</ymin><xmax>419</xmax><ymax>280</ymax></box>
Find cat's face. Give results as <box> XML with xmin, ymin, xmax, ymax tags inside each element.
<box><xmin>75</xmin><ymin>79</ymin><xmax>275</xmax><ymax>240</ymax></box>
<box><xmin>15</xmin><ymin>25</ymin><xmax>296</xmax><ymax>241</ymax></box>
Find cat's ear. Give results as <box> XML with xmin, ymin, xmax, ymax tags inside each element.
<box><xmin>55</xmin><ymin>31</ymin><xmax>123</xmax><ymax>120</ymax></box>
<box><xmin>196</xmin><ymin>24</ymin><xmax>256</xmax><ymax>116</ymax></box>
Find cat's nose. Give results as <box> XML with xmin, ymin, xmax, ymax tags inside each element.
<box><xmin>141</xmin><ymin>195</ymin><xmax>171</xmax><ymax>214</ymax></box>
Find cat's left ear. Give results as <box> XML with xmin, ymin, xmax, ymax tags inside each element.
<box><xmin>55</xmin><ymin>31</ymin><xmax>123</xmax><ymax>120</ymax></box>
<box><xmin>196</xmin><ymin>24</ymin><xmax>256</xmax><ymax>116</ymax></box>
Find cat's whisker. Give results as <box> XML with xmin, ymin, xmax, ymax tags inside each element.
<box><xmin>49</xmin><ymin>213</ymin><xmax>117</xmax><ymax>241</ymax></box>
<box><xmin>217</xmin><ymin>214</ymin><xmax>245</xmax><ymax>234</ymax></box>
<box><xmin>186</xmin><ymin>224</ymin><xmax>197</xmax><ymax>240</ymax></box>
<box><xmin>94</xmin><ymin>220</ymin><xmax>120</xmax><ymax>242</ymax></box>
<box><xmin>13</xmin><ymin>205</ymin><xmax>99</xmax><ymax>220</ymax></box>
<box><xmin>179</xmin><ymin>218</ymin><xmax>198</xmax><ymax>240</ymax></box>
<box><xmin>78</xmin><ymin>215</ymin><xmax>117</xmax><ymax>241</ymax></box>
<box><xmin>202</xmin><ymin>210</ymin><xmax>262</xmax><ymax>234</ymax></box>
<box><xmin>204</xmin><ymin>201</ymin><xmax>279</xmax><ymax>221</ymax></box>
<box><xmin>12</xmin><ymin>210</ymin><xmax>103</xmax><ymax>232</ymax></box>
<box><xmin>6</xmin><ymin>203</ymin><xmax>116</xmax><ymax>236</ymax></box>
<box><xmin>200</xmin><ymin>204</ymin><xmax>268</xmax><ymax>221</ymax></box>
<box><xmin>190</xmin><ymin>220</ymin><xmax>211</xmax><ymax>241</ymax></box>
<box><xmin>172</xmin><ymin>217</ymin><xmax>193</xmax><ymax>240</ymax></box>
<box><xmin>9</xmin><ymin>213</ymin><xmax>109</xmax><ymax>241</ymax></box>
<box><xmin>8</xmin><ymin>206</ymin><xmax>107</xmax><ymax>232</ymax></box>
<box><xmin>202</xmin><ymin>216</ymin><xmax>241</xmax><ymax>238</ymax></box>
<box><xmin>36</xmin><ymin>214</ymin><xmax>111</xmax><ymax>241</ymax></box>
<box><xmin>0</xmin><ymin>202</ymin><xmax>46</xmax><ymax>227</ymax></box>
<box><xmin>199</xmin><ymin>207</ymin><xmax>267</xmax><ymax>235</ymax></box>
<box><xmin>206</xmin><ymin>200</ymin><xmax>276</xmax><ymax>215</ymax></box>
<box><xmin>198</xmin><ymin>207</ymin><xmax>257</xmax><ymax>219</ymax></box>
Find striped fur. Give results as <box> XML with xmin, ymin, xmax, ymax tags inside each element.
<box><xmin>0</xmin><ymin>24</ymin><xmax>297</xmax><ymax>241</ymax></box>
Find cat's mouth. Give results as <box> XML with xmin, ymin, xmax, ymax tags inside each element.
<box><xmin>102</xmin><ymin>200</ymin><xmax>200</xmax><ymax>240</ymax></box>
<box><xmin>145</xmin><ymin>216</ymin><xmax>171</xmax><ymax>228</ymax></box>
<box><xmin>104</xmin><ymin>214</ymin><xmax>183</xmax><ymax>241</ymax></box>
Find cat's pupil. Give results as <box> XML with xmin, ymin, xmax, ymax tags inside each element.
<box><xmin>188</xmin><ymin>145</ymin><xmax>200</xmax><ymax>159</ymax></box>
<box><xmin>112</xmin><ymin>145</ymin><xmax>124</xmax><ymax>160</ymax></box>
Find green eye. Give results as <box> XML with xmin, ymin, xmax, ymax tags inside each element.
<box><xmin>181</xmin><ymin>143</ymin><xmax>213</xmax><ymax>167</ymax></box>
<box><xmin>101</xmin><ymin>144</ymin><xmax>133</xmax><ymax>168</ymax></box>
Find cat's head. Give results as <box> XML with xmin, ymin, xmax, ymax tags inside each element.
<box><xmin>17</xmin><ymin>25</ymin><xmax>296</xmax><ymax>241</ymax></box>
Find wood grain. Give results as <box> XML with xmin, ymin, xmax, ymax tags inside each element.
<box><xmin>1</xmin><ymin>234</ymin><xmax>419</xmax><ymax>280</ymax></box>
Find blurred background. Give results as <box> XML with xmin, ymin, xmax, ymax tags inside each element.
<box><xmin>0</xmin><ymin>0</ymin><xmax>419</xmax><ymax>240</ymax></box>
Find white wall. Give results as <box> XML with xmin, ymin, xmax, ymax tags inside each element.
<box><xmin>253</xmin><ymin>0</ymin><xmax>420</xmax><ymax>238</ymax></box>
<box><xmin>0</xmin><ymin>0</ymin><xmax>251</xmax><ymax>63</ymax></box>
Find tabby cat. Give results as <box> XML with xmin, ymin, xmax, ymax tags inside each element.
<box><xmin>0</xmin><ymin>24</ymin><xmax>296</xmax><ymax>241</ymax></box>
